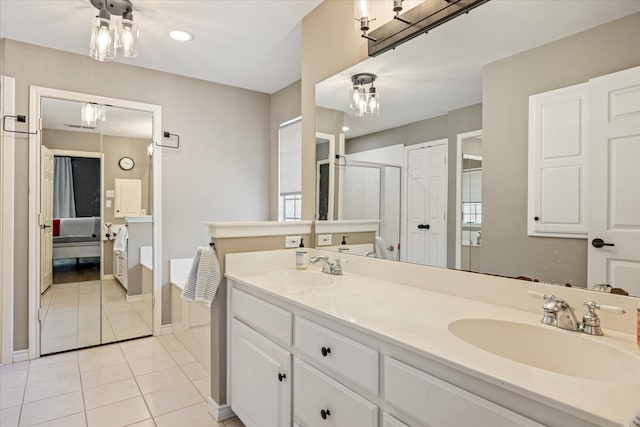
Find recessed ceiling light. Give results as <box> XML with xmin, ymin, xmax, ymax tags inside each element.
<box><xmin>169</xmin><ymin>30</ymin><xmax>194</xmax><ymax>41</ymax></box>
<box><xmin>342</xmin><ymin>126</ymin><xmax>350</xmax><ymax>132</ymax></box>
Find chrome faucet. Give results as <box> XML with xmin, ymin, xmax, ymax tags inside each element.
<box><xmin>310</xmin><ymin>256</ymin><xmax>344</xmax><ymax>275</ymax></box>
<box><xmin>527</xmin><ymin>291</ymin><xmax>626</xmax><ymax>336</ymax></box>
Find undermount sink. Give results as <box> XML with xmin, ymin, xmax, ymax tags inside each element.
<box><xmin>263</xmin><ymin>269</ymin><xmax>335</xmax><ymax>286</ymax></box>
<box><xmin>448</xmin><ymin>318</ymin><xmax>640</xmax><ymax>384</ymax></box>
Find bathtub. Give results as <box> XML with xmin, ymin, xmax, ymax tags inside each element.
<box><xmin>170</xmin><ymin>258</ymin><xmax>211</xmax><ymax>374</ymax></box>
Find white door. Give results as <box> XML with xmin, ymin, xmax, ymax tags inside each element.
<box><xmin>230</xmin><ymin>318</ymin><xmax>291</xmax><ymax>427</ymax></box>
<box><xmin>405</xmin><ymin>142</ymin><xmax>447</xmax><ymax>267</ymax></box>
<box><xmin>587</xmin><ymin>66</ymin><xmax>640</xmax><ymax>296</ymax></box>
<box><xmin>114</xmin><ymin>178</ymin><xmax>142</xmax><ymax>218</ymax></box>
<box><xmin>40</xmin><ymin>146</ymin><xmax>54</xmax><ymax>293</ymax></box>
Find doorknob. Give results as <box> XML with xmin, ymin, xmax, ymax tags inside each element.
<box><xmin>40</xmin><ymin>224</ymin><xmax>51</xmax><ymax>229</ymax></box>
<box><xmin>592</xmin><ymin>238</ymin><xmax>615</xmax><ymax>248</ymax></box>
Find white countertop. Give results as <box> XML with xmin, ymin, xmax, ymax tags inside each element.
<box><xmin>225</xmin><ymin>252</ymin><xmax>640</xmax><ymax>427</ymax></box>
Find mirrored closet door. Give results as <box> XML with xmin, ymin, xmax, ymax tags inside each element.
<box><xmin>39</xmin><ymin>97</ymin><xmax>154</xmax><ymax>355</ymax></box>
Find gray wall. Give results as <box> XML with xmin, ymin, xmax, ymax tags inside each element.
<box><xmin>43</xmin><ymin>129</ymin><xmax>152</xmax><ymax>275</ymax></box>
<box><xmin>345</xmin><ymin>103</ymin><xmax>482</xmax><ymax>268</ymax></box>
<box><xmin>3</xmin><ymin>39</ymin><xmax>271</xmax><ymax>351</ymax></box>
<box><xmin>481</xmin><ymin>12</ymin><xmax>640</xmax><ymax>285</ymax></box>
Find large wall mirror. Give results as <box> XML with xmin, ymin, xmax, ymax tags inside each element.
<box><xmin>31</xmin><ymin>88</ymin><xmax>162</xmax><ymax>356</ymax></box>
<box><xmin>314</xmin><ymin>1</ymin><xmax>640</xmax><ymax>297</ymax></box>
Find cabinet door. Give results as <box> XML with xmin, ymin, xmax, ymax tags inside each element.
<box><xmin>230</xmin><ymin>319</ymin><xmax>291</xmax><ymax>427</ymax></box>
<box><xmin>528</xmin><ymin>83</ymin><xmax>588</xmax><ymax>238</ymax></box>
<box><xmin>114</xmin><ymin>178</ymin><xmax>142</xmax><ymax>218</ymax></box>
<box><xmin>382</xmin><ymin>413</ymin><xmax>409</xmax><ymax>427</ymax></box>
<box><xmin>294</xmin><ymin>358</ymin><xmax>377</xmax><ymax>427</ymax></box>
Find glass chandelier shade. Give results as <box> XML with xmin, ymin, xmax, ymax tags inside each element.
<box><xmin>89</xmin><ymin>13</ymin><xmax>116</xmax><ymax>62</ymax></box>
<box><xmin>117</xmin><ymin>13</ymin><xmax>139</xmax><ymax>57</ymax></box>
<box><xmin>81</xmin><ymin>103</ymin><xmax>106</xmax><ymax>127</ymax></box>
<box><xmin>350</xmin><ymin>73</ymin><xmax>380</xmax><ymax>117</ymax></box>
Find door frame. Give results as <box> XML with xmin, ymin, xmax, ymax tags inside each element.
<box><xmin>1</xmin><ymin>75</ymin><xmax>16</xmax><ymax>364</ymax></box>
<box><xmin>28</xmin><ymin>86</ymin><xmax>163</xmax><ymax>359</ymax></box>
<box><xmin>315</xmin><ymin>131</ymin><xmax>335</xmax><ymax>221</ymax></box>
<box><xmin>455</xmin><ymin>130</ymin><xmax>482</xmax><ymax>269</ymax></box>
<box><xmin>402</xmin><ymin>139</ymin><xmax>448</xmax><ymax>264</ymax></box>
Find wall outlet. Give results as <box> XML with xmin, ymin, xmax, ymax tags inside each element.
<box><xmin>285</xmin><ymin>235</ymin><xmax>302</xmax><ymax>248</ymax></box>
<box><xmin>317</xmin><ymin>234</ymin><xmax>332</xmax><ymax>246</ymax></box>
<box><xmin>105</xmin><ymin>200</ymin><xmax>112</xmax><ymax>208</ymax></box>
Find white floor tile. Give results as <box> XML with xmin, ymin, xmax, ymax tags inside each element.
<box><xmin>223</xmin><ymin>417</ymin><xmax>246</xmax><ymax>427</ymax></box>
<box><xmin>80</xmin><ymin>361</ymin><xmax>133</xmax><ymax>389</ymax></box>
<box><xmin>28</xmin><ymin>352</ymin><xmax>77</xmax><ymax>369</ymax></box>
<box><xmin>0</xmin><ymin>386</ymin><xmax>24</xmax><ymax>409</ymax></box>
<box><xmin>86</xmin><ymin>396</ymin><xmax>150</xmax><ymax>427</ymax></box>
<box><xmin>156</xmin><ymin>335</ymin><xmax>184</xmax><ymax>353</ymax></box>
<box><xmin>0</xmin><ymin>370</ymin><xmax>28</xmax><ymax>390</ymax></box>
<box><xmin>124</xmin><ymin>419</ymin><xmax>155</xmax><ymax>427</ymax></box>
<box><xmin>27</xmin><ymin>359</ymin><xmax>79</xmax><ymax>385</ymax></box>
<box><xmin>32</xmin><ymin>412</ymin><xmax>87</xmax><ymax>427</ymax></box>
<box><xmin>0</xmin><ymin>406</ymin><xmax>20</xmax><ymax>427</ymax></box>
<box><xmin>169</xmin><ymin>350</ymin><xmax>196</xmax><ymax>366</ymax></box>
<box><xmin>143</xmin><ymin>382</ymin><xmax>204</xmax><ymax>417</ymax></box>
<box><xmin>19</xmin><ymin>391</ymin><xmax>84</xmax><ymax>426</ymax></box>
<box><xmin>78</xmin><ymin>345</ymin><xmax>125</xmax><ymax>372</ymax></box>
<box><xmin>24</xmin><ymin>375</ymin><xmax>81</xmax><ymax>404</ymax></box>
<box><xmin>154</xmin><ymin>402</ymin><xmax>222</xmax><ymax>427</ymax></box>
<box><xmin>121</xmin><ymin>340</ymin><xmax>166</xmax><ymax>362</ymax></box>
<box><xmin>192</xmin><ymin>377</ymin><xmax>211</xmax><ymax>400</ymax></box>
<box><xmin>180</xmin><ymin>362</ymin><xmax>208</xmax><ymax>381</ymax></box>
<box><xmin>83</xmin><ymin>377</ymin><xmax>140</xmax><ymax>410</ymax></box>
<box><xmin>128</xmin><ymin>353</ymin><xmax>176</xmax><ymax>376</ymax></box>
<box><xmin>0</xmin><ymin>361</ymin><xmax>29</xmax><ymax>375</ymax></box>
<box><xmin>134</xmin><ymin>367</ymin><xmax>189</xmax><ymax>395</ymax></box>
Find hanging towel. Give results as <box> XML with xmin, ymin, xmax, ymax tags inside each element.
<box><xmin>113</xmin><ymin>226</ymin><xmax>128</xmax><ymax>253</ymax></box>
<box><xmin>181</xmin><ymin>246</ymin><xmax>220</xmax><ymax>307</ymax></box>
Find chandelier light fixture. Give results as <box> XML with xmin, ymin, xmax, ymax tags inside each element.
<box><xmin>81</xmin><ymin>103</ymin><xmax>106</xmax><ymax>127</ymax></box>
<box><xmin>350</xmin><ymin>73</ymin><xmax>380</xmax><ymax>117</ymax></box>
<box><xmin>89</xmin><ymin>0</ymin><xmax>139</xmax><ymax>62</ymax></box>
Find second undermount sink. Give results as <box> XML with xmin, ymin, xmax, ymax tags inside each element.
<box><xmin>263</xmin><ymin>269</ymin><xmax>336</xmax><ymax>286</ymax></box>
<box><xmin>448</xmin><ymin>318</ymin><xmax>640</xmax><ymax>384</ymax></box>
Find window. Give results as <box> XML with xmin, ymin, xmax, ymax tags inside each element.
<box><xmin>462</xmin><ymin>202</ymin><xmax>482</xmax><ymax>225</ymax></box>
<box><xmin>278</xmin><ymin>118</ymin><xmax>302</xmax><ymax>221</ymax></box>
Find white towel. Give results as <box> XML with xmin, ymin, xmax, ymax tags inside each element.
<box><xmin>113</xmin><ymin>227</ymin><xmax>128</xmax><ymax>252</ymax></box>
<box><xmin>181</xmin><ymin>246</ymin><xmax>220</xmax><ymax>307</ymax></box>
<box><xmin>375</xmin><ymin>236</ymin><xmax>393</xmax><ymax>260</ymax></box>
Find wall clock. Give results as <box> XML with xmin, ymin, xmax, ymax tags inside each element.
<box><xmin>119</xmin><ymin>157</ymin><xmax>135</xmax><ymax>171</ymax></box>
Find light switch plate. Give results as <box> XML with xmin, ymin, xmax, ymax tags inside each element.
<box><xmin>285</xmin><ymin>235</ymin><xmax>302</xmax><ymax>248</ymax></box>
<box><xmin>105</xmin><ymin>200</ymin><xmax>112</xmax><ymax>208</ymax></box>
<box><xmin>317</xmin><ymin>234</ymin><xmax>332</xmax><ymax>246</ymax></box>
<box><xmin>106</xmin><ymin>190</ymin><xmax>114</xmax><ymax>198</ymax></box>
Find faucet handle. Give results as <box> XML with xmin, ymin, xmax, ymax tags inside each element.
<box><xmin>584</xmin><ymin>301</ymin><xmax>626</xmax><ymax>315</ymax></box>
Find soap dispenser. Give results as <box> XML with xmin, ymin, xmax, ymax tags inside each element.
<box><xmin>339</xmin><ymin>235</ymin><xmax>349</xmax><ymax>254</ymax></box>
<box><xmin>296</xmin><ymin>238</ymin><xmax>308</xmax><ymax>270</ymax></box>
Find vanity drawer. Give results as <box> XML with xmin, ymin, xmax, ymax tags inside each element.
<box><xmin>382</xmin><ymin>413</ymin><xmax>409</xmax><ymax>427</ymax></box>
<box><xmin>231</xmin><ymin>287</ymin><xmax>292</xmax><ymax>346</ymax></box>
<box><xmin>294</xmin><ymin>317</ymin><xmax>378</xmax><ymax>394</ymax></box>
<box><xmin>384</xmin><ymin>357</ymin><xmax>543</xmax><ymax>427</ymax></box>
<box><xmin>294</xmin><ymin>358</ymin><xmax>378</xmax><ymax>427</ymax></box>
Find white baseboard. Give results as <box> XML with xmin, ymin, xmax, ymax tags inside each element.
<box><xmin>102</xmin><ymin>274</ymin><xmax>115</xmax><ymax>280</ymax></box>
<box><xmin>12</xmin><ymin>349</ymin><xmax>29</xmax><ymax>363</ymax></box>
<box><xmin>160</xmin><ymin>324</ymin><xmax>173</xmax><ymax>335</ymax></box>
<box><xmin>208</xmin><ymin>397</ymin><xmax>235</xmax><ymax>422</ymax></box>
<box><xmin>126</xmin><ymin>295</ymin><xmax>143</xmax><ymax>303</ymax></box>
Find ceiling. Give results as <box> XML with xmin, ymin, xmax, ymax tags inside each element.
<box><xmin>42</xmin><ymin>97</ymin><xmax>153</xmax><ymax>139</ymax></box>
<box><xmin>0</xmin><ymin>0</ymin><xmax>323</xmax><ymax>94</ymax></box>
<box><xmin>316</xmin><ymin>0</ymin><xmax>640</xmax><ymax>138</ymax></box>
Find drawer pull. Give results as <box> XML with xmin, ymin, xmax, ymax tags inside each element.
<box><xmin>321</xmin><ymin>346</ymin><xmax>331</xmax><ymax>357</ymax></box>
<box><xmin>320</xmin><ymin>409</ymin><xmax>331</xmax><ymax>420</ymax></box>
<box><xmin>278</xmin><ymin>373</ymin><xmax>286</xmax><ymax>382</ymax></box>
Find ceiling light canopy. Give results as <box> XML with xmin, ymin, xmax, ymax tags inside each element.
<box><xmin>169</xmin><ymin>30</ymin><xmax>194</xmax><ymax>42</ymax></box>
<box><xmin>350</xmin><ymin>73</ymin><xmax>380</xmax><ymax>117</ymax></box>
<box><xmin>89</xmin><ymin>0</ymin><xmax>139</xmax><ymax>62</ymax></box>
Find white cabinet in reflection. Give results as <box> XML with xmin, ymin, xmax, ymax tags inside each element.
<box><xmin>114</xmin><ymin>178</ymin><xmax>142</xmax><ymax>218</ymax></box>
<box><xmin>528</xmin><ymin>83</ymin><xmax>588</xmax><ymax>238</ymax></box>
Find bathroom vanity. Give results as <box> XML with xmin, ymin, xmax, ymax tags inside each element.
<box><xmin>225</xmin><ymin>249</ymin><xmax>639</xmax><ymax>427</ymax></box>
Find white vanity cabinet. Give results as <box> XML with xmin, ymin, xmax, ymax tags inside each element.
<box><xmin>228</xmin><ymin>281</ymin><xmax>546</xmax><ymax>427</ymax></box>
<box><xmin>230</xmin><ymin>319</ymin><xmax>291</xmax><ymax>427</ymax></box>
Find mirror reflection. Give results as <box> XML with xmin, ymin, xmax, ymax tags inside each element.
<box><xmin>315</xmin><ymin>1</ymin><xmax>640</xmax><ymax>297</ymax></box>
<box><xmin>40</xmin><ymin>97</ymin><xmax>154</xmax><ymax>354</ymax></box>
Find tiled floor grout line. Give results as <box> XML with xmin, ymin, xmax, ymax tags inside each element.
<box><xmin>77</xmin><ymin>352</ymin><xmax>90</xmax><ymax>427</ymax></box>
<box><xmin>120</xmin><ymin>341</ymin><xmax>157</xmax><ymax>426</ymax></box>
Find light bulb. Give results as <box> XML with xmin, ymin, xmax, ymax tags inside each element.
<box><xmin>117</xmin><ymin>15</ymin><xmax>139</xmax><ymax>58</ymax></box>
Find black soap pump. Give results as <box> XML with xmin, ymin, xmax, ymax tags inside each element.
<box><xmin>296</xmin><ymin>238</ymin><xmax>308</xmax><ymax>270</ymax></box>
<box><xmin>339</xmin><ymin>235</ymin><xmax>349</xmax><ymax>254</ymax></box>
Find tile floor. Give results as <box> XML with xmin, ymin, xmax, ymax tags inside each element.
<box><xmin>40</xmin><ymin>280</ymin><xmax>153</xmax><ymax>354</ymax></box>
<box><xmin>0</xmin><ymin>335</ymin><xmax>245</xmax><ymax>427</ymax></box>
